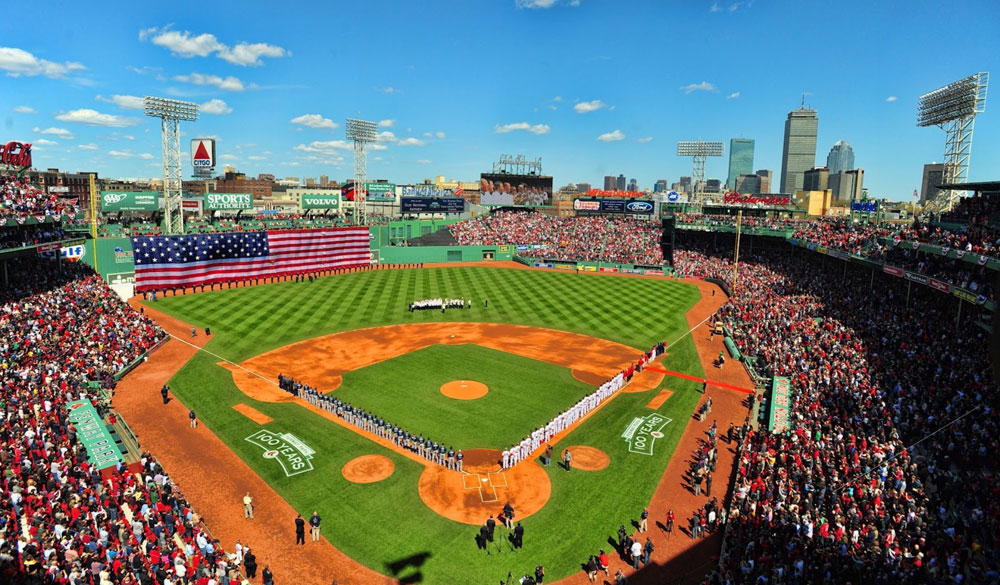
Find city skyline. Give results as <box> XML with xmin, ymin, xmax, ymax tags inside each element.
<box><xmin>1</xmin><ymin>0</ymin><xmax>998</xmax><ymax>198</ymax></box>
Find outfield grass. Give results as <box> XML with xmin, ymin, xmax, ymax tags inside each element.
<box><xmin>149</xmin><ymin>266</ymin><xmax>705</xmax><ymax>584</ymax></box>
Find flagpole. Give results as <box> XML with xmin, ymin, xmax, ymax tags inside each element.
<box><xmin>89</xmin><ymin>173</ymin><xmax>99</xmax><ymax>275</ymax></box>
<box><xmin>732</xmin><ymin>209</ymin><xmax>742</xmax><ymax>292</ymax></box>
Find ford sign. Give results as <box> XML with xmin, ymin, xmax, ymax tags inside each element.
<box><xmin>625</xmin><ymin>201</ymin><xmax>653</xmax><ymax>213</ymax></box>
<box><xmin>666</xmin><ymin>191</ymin><xmax>679</xmax><ymax>202</ymax></box>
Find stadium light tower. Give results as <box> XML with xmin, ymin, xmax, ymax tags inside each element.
<box><xmin>346</xmin><ymin>118</ymin><xmax>377</xmax><ymax>226</ymax></box>
<box><xmin>917</xmin><ymin>72</ymin><xmax>989</xmax><ymax>211</ymax></box>
<box><xmin>677</xmin><ymin>141</ymin><xmax>724</xmax><ymax>192</ymax></box>
<box><xmin>144</xmin><ymin>97</ymin><xmax>199</xmax><ymax>235</ymax></box>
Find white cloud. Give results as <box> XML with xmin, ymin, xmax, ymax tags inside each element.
<box><xmin>423</xmin><ymin>132</ymin><xmax>432</xmax><ymax>138</ymax></box>
<box><xmin>494</xmin><ymin>122</ymin><xmax>550</xmax><ymax>135</ymax></box>
<box><xmin>34</xmin><ymin>139</ymin><xmax>58</xmax><ymax>146</ymax></box>
<box><xmin>637</xmin><ymin>136</ymin><xmax>653</xmax><ymax>143</ymax></box>
<box><xmin>33</xmin><ymin>127</ymin><xmax>75</xmax><ymax>139</ymax></box>
<box><xmin>886</xmin><ymin>96</ymin><xmax>898</xmax><ymax>102</ymax></box>
<box><xmin>516</xmin><ymin>0</ymin><xmax>578</xmax><ymax>7</ymax></box>
<box><xmin>294</xmin><ymin>140</ymin><xmax>352</xmax><ymax>153</ymax></box>
<box><xmin>377</xmin><ymin>131</ymin><xmax>398</xmax><ymax>143</ymax></box>
<box><xmin>397</xmin><ymin>137</ymin><xmax>426</xmax><ymax>147</ymax></box>
<box><xmin>173</xmin><ymin>72</ymin><xmax>250</xmax><ymax>91</ymax></box>
<box><xmin>55</xmin><ymin>109</ymin><xmax>139</xmax><ymax>127</ymax></box>
<box><xmin>416</xmin><ymin>159</ymin><xmax>432</xmax><ymax>164</ymax></box>
<box><xmin>597</xmin><ymin>129</ymin><xmax>626</xmax><ymax>142</ymax></box>
<box><xmin>200</xmin><ymin>98</ymin><xmax>232</xmax><ymax>115</ymax></box>
<box><xmin>290</xmin><ymin>114</ymin><xmax>338</xmax><ymax>130</ymax></box>
<box><xmin>680</xmin><ymin>81</ymin><xmax>718</xmax><ymax>94</ymax></box>
<box><xmin>435</xmin><ymin>131</ymin><xmax>446</xmax><ymax>139</ymax></box>
<box><xmin>553</xmin><ymin>96</ymin><xmax>563</xmax><ymax>102</ymax></box>
<box><xmin>107</xmin><ymin>150</ymin><xmax>154</xmax><ymax>159</ymax></box>
<box><xmin>218</xmin><ymin>42</ymin><xmax>287</xmax><ymax>67</ymax></box>
<box><xmin>0</xmin><ymin>47</ymin><xmax>85</xmax><ymax>78</ymax></box>
<box><xmin>77</xmin><ymin>143</ymin><xmax>98</xmax><ymax>150</ymax></box>
<box><xmin>221</xmin><ymin>154</ymin><xmax>239</xmax><ymax>160</ymax></box>
<box><xmin>369</xmin><ymin>144</ymin><xmax>388</xmax><ymax>151</ymax></box>
<box><xmin>96</xmin><ymin>94</ymin><xmax>145</xmax><ymax>110</ymax></box>
<box><xmin>13</xmin><ymin>105</ymin><xmax>36</xmax><ymax>113</ymax></box>
<box><xmin>377</xmin><ymin>119</ymin><xmax>395</xmax><ymax>127</ymax></box>
<box><xmin>139</xmin><ymin>27</ymin><xmax>286</xmax><ymax>66</ymax></box>
<box><xmin>710</xmin><ymin>2</ymin><xmax>722</xmax><ymax>11</ymax></box>
<box><xmin>574</xmin><ymin>99</ymin><xmax>606</xmax><ymax>113</ymax></box>
<box><xmin>247</xmin><ymin>155</ymin><xmax>267</xmax><ymax>160</ymax></box>
<box><xmin>726</xmin><ymin>92</ymin><xmax>740</xmax><ymax>99</ymax></box>
<box><xmin>378</xmin><ymin>86</ymin><xmax>400</xmax><ymax>94</ymax></box>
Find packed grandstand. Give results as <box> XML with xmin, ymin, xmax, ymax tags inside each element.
<box><xmin>1</xmin><ymin>172</ymin><xmax>998</xmax><ymax>585</ymax></box>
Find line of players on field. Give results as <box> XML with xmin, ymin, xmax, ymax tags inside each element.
<box><xmin>279</xmin><ymin>374</ymin><xmax>465</xmax><ymax>471</ymax></box>
<box><xmin>408</xmin><ymin>298</ymin><xmax>470</xmax><ymax>312</ymax></box>
<box><xmin>500</xmin><ymin>340</ymin><xmax>665</xmax><ymax>469</ymax></box>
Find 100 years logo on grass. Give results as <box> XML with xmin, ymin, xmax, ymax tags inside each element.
<box><xmin>622</xmin><ymin>413</ymin><xmax>672</xmax><ymax>456</ymax></box>
<box><xmin>245</xmin><ymin>430</ymin><xmax>316</xmax><ymax>476</ymax></box>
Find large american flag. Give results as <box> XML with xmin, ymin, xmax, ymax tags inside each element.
<box><xmin>132</xmin><ymin>227</ymin><xmax>370</xmax><ymax>291</ymax></box>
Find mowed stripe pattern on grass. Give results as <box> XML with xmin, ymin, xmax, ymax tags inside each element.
<box><xmin>150</xmin><ymin>267</ymin><xmax>700</xmax><ymax>363</ymax></box>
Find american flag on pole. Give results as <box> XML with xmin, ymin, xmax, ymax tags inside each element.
<box><xmin>132</xmin><ymin>227</ymin><xmax>370</xmax><ymax>291</ymax></box>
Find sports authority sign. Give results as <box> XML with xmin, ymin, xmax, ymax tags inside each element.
<box><xmin>621</xmin><ymin>413</ymin><xmax>672</xmax><ymax>455</ymax></box>
<box><xmin>205</xmin><ymin>192</ymin><xmax>253</xmax><ymax>210</ymax></box>
<box><xmin>245</xmin><ymin>430</ymin><xmax>316</xmax><ymax>476</ymax></box>
<box><xmin>191</xmin><ymin>139</ymin><xmax>216</xmax><ymax>172</ymax></box>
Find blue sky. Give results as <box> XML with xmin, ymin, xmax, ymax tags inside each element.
<box><xmin>2</xmin><ymin>0</ymin><xmax>998</xmax><ymax>198</ymax></box>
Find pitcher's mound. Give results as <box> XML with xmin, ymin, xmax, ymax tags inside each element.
<box><xmin>565</xmin><ymin>445</ymin><xmax>610</xmax><ymax>471</ymax></box>
<box><xmin>342</xmin><ymin>455</ymin><xmax>394</xmax><ymax>484</ymax></box>
<box><xmin>441</xmin><ymin>380</ymin><xmax>488</xmax><ymax>400</ymax></box>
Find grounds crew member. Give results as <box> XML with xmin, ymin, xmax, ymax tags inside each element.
<box><xmin>243</xmin><ymin>492</ymin><xmax>253</xmax><ymax>519</ymax></box>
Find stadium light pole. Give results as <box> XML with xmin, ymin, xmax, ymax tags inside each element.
<box><xmin>346</xmin><ymin>118</ymin><xmax>377</xmax><ymax>226</ymax></box>
<box><xmin>916</xmin><ymin>73</ymin><xmax>989</xmax><ymax>212</ymax></box>
<box><xmin>677</xmin><ymin>141</ymin><xmax>724</xmax><ymax>199</ymax></box>
<box><xmin>144</xmin><ymin>97</ymin><xmax>199</xmax><ymax>235</ymax></box>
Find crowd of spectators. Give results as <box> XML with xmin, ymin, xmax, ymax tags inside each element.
<box><xmin>0</xmin><ymin>225</ymin><xmax>69</xmax><ymax>250</ymax></box>
<box><xmin>674</xmin><ymin>246</ymin><xmax>1000</xmax><ymax>585</ymax></box>
<box><xmin>449</xmin><ymin>211</ymin><xmax>665</xmax><ymax>265</ymax></box>
<box><xmin>0</xmin><ymin>176</ymin><xmax>78</xmax><ymax>220</ymax></box>
<box><xmin>676</xmin><ymin>214</ymin><xmax>805</xmax><ymax>234</ymax></box>
<box><xmin>897</xmin><ymin>220</ymin><xmax>1000</xmax><ymax>258</ymax></box>
<box><xmin>941</xmin><ymin>193</ymin><xmax>1000</xmax><ymax>225</ymax></box>
<box><xmin>0</xmin><ymin>258</ymin><xmax>252</xmax><ymax>584</ymax></box>
<box><xmin>791</xmin><ymin>218</ymin><xmax>893</xmax><ymax>255</ymax></box>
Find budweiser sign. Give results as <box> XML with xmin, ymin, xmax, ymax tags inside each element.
<box><xmin>0</xmin><ymin>141</ymin><xmax>32</xmax><ymax>168</ymax></box>
<box><xmin>723</xmin><ymin>192</ymin><xmax>791</xmax><ymax>206</ymax></box>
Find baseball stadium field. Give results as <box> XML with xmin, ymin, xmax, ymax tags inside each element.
<box><xmin>143</xmin><ymin>264</ymin><xmax>710</xmax><ymax>584</ymax></box>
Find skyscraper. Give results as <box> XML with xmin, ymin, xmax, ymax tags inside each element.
<box><xmin>616</xmin><ymin>174</ymin><xmax>626</xmax><ymax>191</ymax></box>
<box><xmin>920</xmin><ymin>163</ymin><xmax>945</xmax><ymax>203</ymax></box>
<box><xmin>727</xmin><ymin>138</ymin><xmax>755</xmax><ymax>189</ymax></box>
<box><xmin>576</xmin><ymin>182</ymin><xmax>591</xmax><ymax>193</ymax></box>
<box><xmin>803</xmin><ymin>167</ymin><xmax>829</xmax><ymax>191</ymax></box>
<box><xmin>780</xmin><ymin>107</ymin><xmax>819</xmax><ymax>194</ymax></box>
<box><xmin>604</xmin><ymin>176</ymin><xmax>616</xmax><ymax>190</ymax></box>
<box><xmin>319</xmin><ymin>174</ymin><xmax>329</xmax><ymax>187</ymax></box>
<box><xmin>829</xmin><ymin>169</ymin><xmax>864</xmax><ymax>202</ymax></box>
<box><xmin>756</xmin><ymin>170</ymin><xmax>773</xmax><ymax>193</ymax></box>
<box><xmin>628</xmin><ymin>178</ymin><xmax>638</xmax><ymax>191</ymax></box>
<box><xmin>654</xmin><ymin>180</ymin><xmax>668</xmax><ymax>192</ymax></box>
<box><xmin>826</xmin><ymin>140</ymin><xmax>855</xmax><ymax>174</ymax></box>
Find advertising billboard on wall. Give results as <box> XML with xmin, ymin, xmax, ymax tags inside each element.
<box><xmin>205</xmin><ymin>192</ymin><xmax>253</xmax><ymax>210</ymax></box>
<box><xmin>573</xmin><ymin>198</ymin><xmax>655</xmax><ymax>214</ymax></box>
<box><xmin>365</xmin><ymin>182</ymin><xmax>396</xmax><ymax>202</ymax></box>
<box><xmin>100</xmin><ymin>191</ymin><xmax>160</xmax><ymax>212</ymax></box>
<box><xmin>301</xmin><ymin>194</ymin><xmax>340</xmax><ymax>209</ymax></box>
<box><xmin>479</xmin><ymin>173</ymin><xmax>553</xmax><ymax>206</ymax></box>
<box><xmin>400</xmin><ymin>197</ymin><xmax>465</xmax><ymax>214</ymax></box>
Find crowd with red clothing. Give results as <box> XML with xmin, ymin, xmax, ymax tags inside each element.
<box><xmin>1</xmin><ymin>176</ymin><xmax>78</xmax><ymax>220</ymax></box>
<box><xmin>449</xmin><ymin>211</ymin><xmax>664</xmax><ymax>265</ymax></box>
<box><xmin>675</xmin><ymin>246</ymin><xmax>1000</xmax><ymax>585</ymax></box>
<box><xmin>0</xmin><ymin>258</ymin><xmax>253</xmax><ymax>585</ymax></box>
<box><xmin>791</xmin><ymin>217</ymin><xmax>893</xmax><ymax>255</ymax></box>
